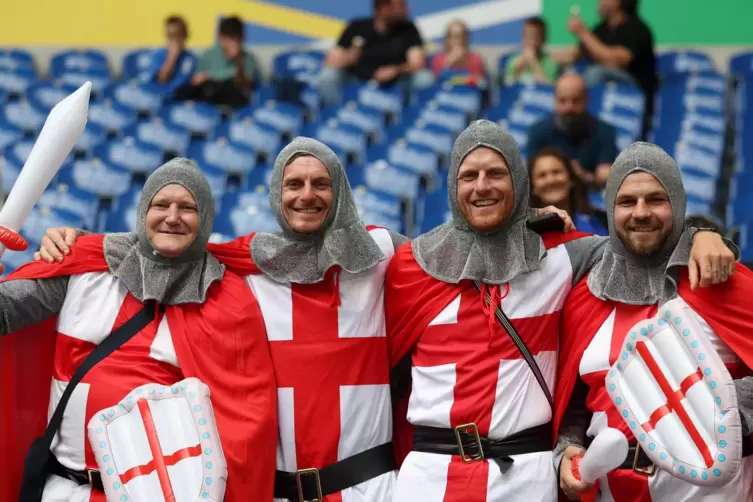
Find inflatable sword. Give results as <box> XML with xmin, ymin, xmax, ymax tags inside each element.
<box><xmin>572</xmin><ymin>428</ymin><xmax>629</xmax><ymax>484</ymax></box>
<box><xmin>0</xmin><ymin>81</ymin><xmax>92</xmax><ymax>256</ymax></box>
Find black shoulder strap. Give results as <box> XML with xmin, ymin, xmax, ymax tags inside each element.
<box><xmin>473</xmin><ymin>281</ymin><xmax>554</xmax><ymax>409</ymax></box>
<box><xmin>42</xmin><ymin>301</ymin><xmax>160</xmax><ymax>443</ymax></box>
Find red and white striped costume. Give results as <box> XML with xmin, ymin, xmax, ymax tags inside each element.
<box><xmin>213</xmin><ymin>226</ymin><xmax>398</xmax><ymax>502</ymax></box>
<box><xmin>385</xmin><ymin>232</ymin><xmax>595</xmax><ymax>502</ymax></box>
<box><xmin>555</xmin><ymin>268</ymin><xmax>753</xmax><ymax>502</ymax></box>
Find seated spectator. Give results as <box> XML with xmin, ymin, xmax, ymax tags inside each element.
<box><xmin>431</xmin><ymin>20</ymin><xmax>485</xmax><ymax>81</ymax></box>
<box><xmin>504</xmin><ymin>17</ymin><xmax>559</xmax><ymax>85</ymax></box>
<box><xmin>560</xmin><ymin>0</ymin><xmax>656</xmax><ymax>138</ymax></box>
<box><xmin>318</xmin><ymin>0</ymin><xmax>434</xmax><ymax>105</ymax></box>
<box><xmin>529</xmin><ymin>146</ymin><xmax>608</xmax><ymax>235</ymax></box>
<box><xmin>527</xmin><ymin>73</ymin><xmax>618</xmax><ymax>189</ymax></box>
<box><xmin>147</xmin><ymin>16</ymin><xmax>197</xmax><ymax>96</ymax></box>
<box><xmin>174</xmin><ymin>16</ymin><xmax>259</xmax><ymax>109</ymax></box>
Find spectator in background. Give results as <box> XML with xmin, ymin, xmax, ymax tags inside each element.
<box><xmin>504</xmin><ymin>17</ymin><xmax>559</xmax><ymax>85</ymax></box>
<box><xmin>430</xmin><ymin>20</ymin><xmax>485</xmax><ymax>81</ymax></box>
<box><xmin>147</xmin><ymin>16</ymin><xmax>197</xmax><ymax>96</ymax></box>
<box><xmin>527</xmin><ymin>73</ymin><xmax>618</xmax><ymax>189</ymax></box>
<box><xmin>319</xmin><ymin>0</ymin><xmax>434</xmax><ymax>105</ymax></box>
<box><xmin>174</xmin><ymin>16</ymin><xmax>259</xmax><ymax>108</ymax></box>
<box><xmin>529</xmin><ymin>147</ymin><xmax>608</xmax><ymax>235</ymax></box>
<box><xmin>561</xmin><ymin>0</ymin><xmax>656</xmax><ymax>138</ymax></box>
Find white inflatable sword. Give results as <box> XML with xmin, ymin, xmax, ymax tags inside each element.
<box><xmin>572</xmin><ymin>428</ymin><xmax>629</xmax><ymax>484</ymax></box>
<box><xmin>0</xmin><ymin>81</ymin><xmax>92</xmax><ymax>256</ymax></box>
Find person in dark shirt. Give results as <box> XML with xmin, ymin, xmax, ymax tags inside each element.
<box><xmin>527</xmin><ymin>73</ymin><xmax>618</xmax><ymax>189</ymax></box>
<box><xmin>318</xmin><ymin>0</ymin><xmax>434</xmax><ymax>105</ymax></box>
<box><xmin>560</xmin><ymin>0</ymin><xmax>657</xmax><ymax>139</ymax></box>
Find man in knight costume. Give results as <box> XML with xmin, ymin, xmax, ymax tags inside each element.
<box><xmin>554</xmin><ymin>142</ymin><xmax>753</xmax><ymax>501</ymax></box>
<box><xmin>0</xmin><ymin>159</ymin><xmax>277</xmax><ymax>501</ymax></box>
<box><xmin>383</xmin><ymin>122</ymin><xmax>737</xmax><ymax>502</ymax></box>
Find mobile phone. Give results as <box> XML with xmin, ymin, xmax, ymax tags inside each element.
<box><xmin>527</xmin><ymin>212</ymin><xmax>565</xmax><ymax>234</ymax></box>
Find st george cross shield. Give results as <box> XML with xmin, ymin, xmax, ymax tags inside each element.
<box><xmin>86</xmin><ymin>377</ymin><xmax>227</xmax><ymax>501</ymax></box>
<box><xmin>605</xmin><ymin>297</ymin><xmax>742</xmax><ymax>487</ymax></box>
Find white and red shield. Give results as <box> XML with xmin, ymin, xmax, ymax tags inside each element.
<box><xmin>605</xmin><ymin>297</ymin><xmax>742</xmax><ymax>487</ymax></box>
<box><xmin>86</xmin><ymin>377</ymin><xmax>227</xmax><ymax>501</ymax></box>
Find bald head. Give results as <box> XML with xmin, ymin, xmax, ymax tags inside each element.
<box><xmin>555</xmin><ymin>73</ymin><xmax>588</xmax><ymax>129</ymax></box>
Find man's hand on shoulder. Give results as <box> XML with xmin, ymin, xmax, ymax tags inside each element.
<box><xmin>35</xmin><ymin>227</ymin><xmax>82</xmax><ymax>263</ymax></box>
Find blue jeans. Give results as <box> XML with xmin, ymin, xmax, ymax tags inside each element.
<box><xmin>317</xmin><ymin>66</ymin><xmax>436</xmax><ymax>106</ymax></box>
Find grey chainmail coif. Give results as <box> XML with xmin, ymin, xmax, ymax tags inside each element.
<box><xmin>104</xmin><ymin>158</ymin><xmax>224</xmax><ymax>304</ymax></box>
<box><xmin>587</xmin><ymin>142</ymin><xmax>690</xmax><ymax>304</ymax></box>
<box><xmin>413</xmin><ymin>120</ymin><xmax>545</xmax><ymax>284</ymax></box>
<box><xmin>251</xmin><ymin>137</ymin><xmax>385</xmax><ymax>283</ymax></box>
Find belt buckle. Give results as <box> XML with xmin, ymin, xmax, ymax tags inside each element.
<box><xmin>454</xmin><ymin>423</ymin><xmax>485</xmax><ymax>463</ymax></box>
<box><xmin>632</xmin><ymin>444</ymin><xmax>656</xmax><ymax>477</ymax></box>
<box><xmin>295</xmin><ymin>467</ymin><xmax>323</xmax><ymax>502</ymax></box>
<box><xmin>86</xmin><ymin>468</ymin><xmax>100</xmax><ymax>487</ymax></box>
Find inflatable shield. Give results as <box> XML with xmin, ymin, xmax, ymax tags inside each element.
<box><xmin>605</xmin><ymin>297</ymin><xmax>742</xmax><ymax>487</ymax></box>
<box><xmin>86</xmin><ymin>377</ymin><xmax>227</xmax><ymax>501</ymax></box>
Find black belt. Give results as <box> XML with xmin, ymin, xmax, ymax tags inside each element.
<box><xmin>618</xmin><ymin>445</ymin><xmax>654</xmax><ymax>470</ymax></box>
<box><xmin>47</xmin><ymin>455</ymin><xmax>104</xmax><ymax>492</ymax></box>
<box><xmin>274</xmin><ymin>442</ymin><xmax>395</xmax><ymax>501</ymax></box>
<box><xmin>412</xmin><ymin>422</ymin><xmax>552</xmax><ymax>473</ymax></box>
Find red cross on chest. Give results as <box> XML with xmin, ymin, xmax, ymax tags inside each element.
<box><xmin>268</xmin><ymin>275</ymin><xmax>390</xmax><ymax>499</ymax></box>
<box><xmin>414</xmin><ymin>284</ymin><xmax>558</xmax><ymax>436</ymax></box>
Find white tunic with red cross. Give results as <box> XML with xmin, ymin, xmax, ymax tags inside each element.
<box><xmin>393</xmin><ymin>242</ymin><xmax>578</xmax><ymax>502</ymax></box>
<box><xmin>42</xmin><ymin>272</ymin><xmax>182</xmax><ymax>502</ymax></box>
<box><xmin>244</xmin><ymin>227</ymin><xmax>396</xmax><ymax>502</ymax></box>
<box><xmin>579</xmin><ymin>297</ymin><xmax>753</xmax><ymax>501</ymax></box>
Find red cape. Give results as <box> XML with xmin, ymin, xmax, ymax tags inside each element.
<box><xmin>384</xmin><ymin>231</ymin><xmax>592</xmax><ymax>465</ymax></box>
<box><xmin>554</xmin><ymin>265</ymin><xmax>753</xmax><ymax>436</ymax></box>
<box><xmin>0</xmin><ymin>235</ymin><xmax>278</xmax><ymax>502</ymax></box>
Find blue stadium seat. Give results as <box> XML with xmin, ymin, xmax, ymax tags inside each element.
<box><xmin>74</xmin><ymin>122</ymin><xmax>108</xmax><ymax>158</ymax></box>
<box><xmin>400</xmin><ymin>121</ymin><xmax>454</xmax><ymax>160</ymax></box>
<box><xmin>26</xmin><ymin>81</ymin><xmax>79</xmax><ymax>111</ymax></box>
<box><xmin>42</xmin><ymin>182</ymin><xmax>100</xmax><ymax>229</ymax></box>
<box><xmin>186</xmin><ymin>137</ymin><xmax>256</xmax><ymax>175</ymax></box>
<box><xmin>0</xmin><ymin>49</ymin><xmax>35</xmax><ymax>74</ymax></box>
<box><xmin>214</xmin><ymin>190</ymin><xmax>279</xmax><ymax>236</ymax></box>
<box><xmin>121</xmin><ymin>49</ymin><xmax>155</xmax><ymax>80</ymax></box>
<box><xmin>657</xmin><ymin>50</ymin><xmax>715</xmax><ymax>76</ymax></box>
<box><xmin>369</xmin><ymin>139</ymin><xmax>440</xmax><ymax>184</ymax></box>
<box><xmin>2</xmin><ymin>98</ymin><xmax>47</xmax><ymax>134</ymax></box>
<box><xmin>0</xmin><ymin>68</ymin><xmax>37</xmax><ymax>98</ymax></box>
<box><xmin>88</xmin><ymin>99</ymin><xmax>139</xmax><ymax>136</ymax></box>
<box><xmin>351</xmin><ymin>185</ymin><xmax>403</xmax><ymax>233</ymax></box>
<box><xmin>351</xmin><ymin>160</ymin><xmax>421</xmax><ymax>206</ymax></box>
<box><xmin>417</xmin><ymin>83</ymin><xmax>482</xmax><ymax>117</ymax></box>
<box><xmin>1</xmin><ymin>245</ymin><xmax>37</xmax><ymax>276</ymax></box>
<box><xmin>303</xmin><ymin>120</ymin><xmax>368</xmax><ymax>165</ymax></box>
<box><xmin>241</xmin><ymin>100</ymin><xmax>305</xmax><ymax>140</ymax></box>
<box><xmin>324</xmin><ymin>101</ymin><xmax>387</xmax><ymax>144</ymax></box>
<box><xmin>244</xmin><ymin>164</ymin><xmax>273</xmax><ymax>191</ymax></box>
<box><xmin>105</xmin><ymin>81</ymin><xmax>165</xmax><ymax>116</ymax></box>
<box><xmin>57</xmin><ymin>69</ymin><xmax>112</xmax><ymax>98</ymax></box>
<box><xmin>497</xmin><ymin>52</ymin><xmax>516</xmax><ymax>84</ymax></box>
<box><xmin>63</xmin><ymin>158</ymin><xmax>133</xmax><ymax>197</ymax></box>
<box><xmin>103</xmin><ymin>194</ymin><xmax>138</xmax><ymax>232</ymax></box>
<box><xmin>343</xmin><ymin>82</ymin><xmax>404</xmax><ymax>120</ymax></box>
<box><xmin>126</xmin><ymin>117</ymin><xmax>191</xmax><ymax>157</ymax></box>
<box><xmin>217</xmin><ymin>117</ymin><xmax>281</xmax><ymax>163</ymax></box>
<box><xmin>22</xmin><ymin>205</ymin><xmax>85</xmax><ymax>245</ymax></box>
<box><xmin>498</xmin><ymin>82</ymin><xmax>555</xmax><ymax>113</ymax></box>
<box><xmin>0</xmin><ymin>118</ymin><xmax>23</xmax><ymax>152</ymax></box>
<box><xmin>1</xmin><ymin>146</ymin><xmax>26</xmax><ymax>194</ymax></box>
<box><xmin>94</xmin><ymin>137</ymin><xmax>164</xmax><ymax>174</ymax></box>
<box><xmin>730</xmin><ymin>51</ymin><xmax>753</xmax><ymax>79</ymax></box>
<box><xmin>272</xmin><ymin>50</ymin><xmax>325</xmax><ymax>85</ymax></box>
<box><xmin>160</xmin><ymin>101</ymin><xmax>221</xmax><ymax>139</ymax></box>
<box><xmin>403</xmin><ymin>102</ymin><xmax>467</xmax><ymax>135</ymax></box>
<box><xmin>50</xmin><ymin>49</ymin><xmax>110</xmax><ymax>78</ymax></box>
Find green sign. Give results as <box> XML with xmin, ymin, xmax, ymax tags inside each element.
<box><xmin>543</xmin><ymin>0</ymin><xmax>751</xmax><ymax>45</ymax></box>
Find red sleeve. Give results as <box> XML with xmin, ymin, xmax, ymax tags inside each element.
<box><xmin>430</xmin><ymin>53</ymin><xmax>444</xmax><ymax>76</ymax></box>
<box><xmin>206</xmin><ymin>233</ymin><xmax>260</xmax><ymax>276</ymax></box>
<box><xmin>0</xmin><ymin>234</ymin><xmax>108</xmax><ymax>502</ymax></box>
<box><xmin>679</xmin><ymin>266</ymin><xmax>753</xmax><ymax>370</ymax></box>
<box><xmin>169</xmin><ymin>271</ymin><xmax>277</xmax><ymax>501</ymax></box>
<box><xmin>541</xmin><ymin>230</ymin><xmax>594</xmax><ymax>250</ymax></box>
<box><xmin>467</xmin><ymin>52</ymin><xmax>486</xmax><ymax>77</ymax></box>
<box><xmin>553</xmin><ymin>278</ymin><xmax>614</xmax><ymax>436</ymax></box>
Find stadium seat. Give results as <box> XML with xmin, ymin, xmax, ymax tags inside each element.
<box><xmin>57</xmin><ymin>69</ymin><xmax>112</xmax><ymax>98</ymax></box>
<box><xmin>2</xmin><ymin>98</ymin><xmax>47</xmax><ymax>134</ymax></box>
<box><xmin>657</xmin><ymin>50</ymin><xmax>715</xmax><ymax>76</ymax></box>
<box><xmin>126</xmin><ymin>117</ymin><xmax>191</xmax><ymax>158</ymax></box>
<box><xmin>216</xmin><ymin>117</ymin><xmax>281</xmax><ymax>163</ymax></box>
<box><xmin>272</xmin><ymin>50</ymin><xmax>326</xmax><ymax>85</ymax></box>
<box><xmin>417</xmin><ymin>82</ymin><xmax>482</xmax><ymax>117</ymax></box>
<box><xmin>0</xmin><ymin>49</ymin><xmax>36</xmax><ymax>74</ymax></box>
<box><xmin>303</xmin><ymin>120</ymin><xmax>368</xmax><ymax>166</ymax></box>
<box><xmin>105</xmin><ymin>81</ymin><xmax>165</xmax><ymax>116</ymax></box>
<box><xmin>26</xmin><ymin>81</ymin><xmax>79</xmax><ymax>111</ymax></box>
<box><xmin>327</xmin><ymin>101</ymin><xmax>387</xmax><ymax>144</ymax></box>
<box><xmin>0</xmin><ymin>118</ymin><xmax>24</xmax><ymax>152</ymax></box>
<box><xmin>63</xmin><ymin>158</ymin><xmax>133</xmax><ymax>197</ymax></box>
<box><xmin>160</xmin><ymin>101</ymin><xmax>221</xmax><ymax>139</ymax></box>
<box><xmin>74</xmin><ymin>122</ymin><xmax>108</xmax><ymax>158</ymax></box>
<box><xmin>730</xmin><ymin>51</ymin><xmax>753</xmax><ymax>79</ymax></box>
<box><xmin>94</xmin><ymin>137</ymin><xmax>164</xmax><ymax>174</ymax></box>
<box><xmin>42</xmin><ymin>182</ymin><xmax>100</xmax><ymax>229</ymax></box>
<box><xmin>121</xmin><ymin>48</ymin><xmax>155</xmax><ymax>80</ymax></box>
<box><xmin>343</xmin><ymin>82</ymin><xmax>404</xmax><ymax>120</ymax></box>
<box><xmin>0</xmin><ymin>68</ymin><xmax>37</xmax><ymax>98</ymax></box>
<box><xmin>351</xmin><ymin>184</ymin><xmax>404</xmax><ymax>233</ymax></box>
<box><xmin>186</xmin><ymin>137</ymin><xmax>256</xmax><ymax>175</ymax></box>
<box><xmin>88</xmin><ymin>99</ymin><xmax>139</xmax><ymax>136</ymax></box>
<box><xmin>241</xmin><ymin>100</ymin><xmax>305</xmax><ymax>140</ymax></box>
<box><xmin>22</xmin><ymin>205</ymin><xmax>85</xmax><ymax>245</ymax></box>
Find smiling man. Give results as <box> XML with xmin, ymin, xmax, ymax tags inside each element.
<box><xmin>554</xmin><ymin>142</ymin><xmax>753</xmax><ymax>502</ymax></box>
<box><xmin>383</xmin><ymin>122</ymin><xmax>736</xmax><ymax>502</ymax></box>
